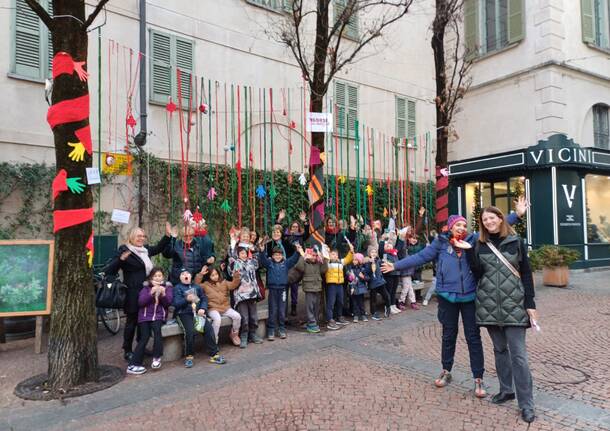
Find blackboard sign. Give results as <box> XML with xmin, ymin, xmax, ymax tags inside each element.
<box><xmin>0</xmin><ymin>240</ymin><xmax>54</xmax><ymax>317</ymax></box>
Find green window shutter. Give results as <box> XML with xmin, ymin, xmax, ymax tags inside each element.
<box><xmin>464</xmin><ymin>0</ymin><xmax>479</xmax><ymax>58</ymax></box>
<box><xmin>46</xmin><ymin>0</ymin><xmax>53</xmax><ymax>77</ymax></box>
<box><xmin>150</xmin><ymin>30</ymin><xmax>172</xmax><ymax>103</ymax></box>
<box><xmin>407</xmin><ymin>99</ymin><xmax>416</xmax><ymax>138</ymax></box>
<box><xmin>395</xmin><ymin>96</ymin><xmax>406</xmax><ymax>139</ymax></box>
<box><xmin>347</xmin><ymin>84</ymin><xmax>358</xmax><ymax>137</ymax></box>
<box><xmin>175</xmin><ymin>37</ymin><xmax>194</xmax><ymax>105</ymax></box>
<box><xmin>334</xmin><ymin>81</ymin><xmax>346</xmax><ymax>135</ymax></box>
<box><xmin>507</xmin><ymin>0</ymin><xmax>525</xmax><ymax>44</ymax></box>
<box><xmin>334</xmin><ymin>0</ymin><xmax>358</xmax><ymax>39</ymax></box>
<box><xmin>581</xmin><ymin>0</ymin><xmax>595</xmax><ymax>43</ymax></box>
<box><xmin>14</xmin><ymin>0</ymin><xmax>42</xmax><ymax>78</ymax></box>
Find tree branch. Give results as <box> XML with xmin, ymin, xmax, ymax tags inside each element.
<box><xmin>83</xmin><ymin>0</ymin><xmax>110</xmax><ymax>28</ymax></box>
<box><xmin>22</xmin><ymin>0</ymin><xmax>54</xmax><ymax>30</ymax></box>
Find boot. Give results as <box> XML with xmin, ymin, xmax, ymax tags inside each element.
<box><xmin>239</xmin><ymin>332</ymin><xmax>248</xmax><ymax>349</ymax></box>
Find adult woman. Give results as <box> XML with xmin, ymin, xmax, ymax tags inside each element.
<box><xmin>381</xmin><ymin>197</ymin><xmax>528</xmax><ymax>398</ymax></box>
<box><xmin>104</xmin><ymin>222</ymin><xmax>172</xmax><ymax>361</ymax></box>
<box><xmin>457</xmin><ymin>206</ymin><xmax>537</xmax><ymax>424</ymax></box>
<box><xmin>164</xmin><ymin>225</ymin><xmax>215</xmax><ymax>285</ymax></box>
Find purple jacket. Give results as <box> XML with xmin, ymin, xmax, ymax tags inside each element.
<box><xmin>137</xmin><ymin>281</ymin><xmax>173</xmax><ymax>323</ymax></box>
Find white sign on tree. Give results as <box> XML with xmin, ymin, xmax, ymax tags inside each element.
<box><xmin>307</xmin><ymin>113</ymin><xmax>333</xmax><ymax>133</ymax></box>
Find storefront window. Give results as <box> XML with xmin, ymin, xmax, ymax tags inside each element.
<box><xmin>585</xmin><ymin>175</ymin><xmax>610</xmax><ymax>243</ymax></box>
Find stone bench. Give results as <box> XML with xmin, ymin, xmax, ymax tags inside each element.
<box><xmin>161</xmin><ymin>305</ymin><xmax>269</xmax><ymax>362</ymax></box>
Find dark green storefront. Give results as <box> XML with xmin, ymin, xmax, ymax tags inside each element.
<box><xmin>448</xmin><ymin>134</ymin><xmax>610</xmax><ymax>269</ymax></box>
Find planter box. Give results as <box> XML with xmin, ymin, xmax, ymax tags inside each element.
<box><xmin>542</xmin><ymin>266</ymin><xmax>569</xmax><ymax>287</ymax></box>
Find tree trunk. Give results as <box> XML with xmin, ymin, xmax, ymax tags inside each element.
<box><xmin>432</xmin><ymin>1</ymin><xmax>450</xmax><ymax>230</ymax></box>
<box><xmin>308</xmin><ymin>0</ymin><xmax>331</xmax><ymax>244</ymax></box>
<box><xmin>46</xmin><ymin>0</ymin><xmax>98</xmax><ymax>389</ymax></box>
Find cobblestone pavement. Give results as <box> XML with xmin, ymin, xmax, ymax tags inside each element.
<box><xmin>1</xmin><ymin>270</ymin><xmax>609</xmax><ymax>431</ymax></box>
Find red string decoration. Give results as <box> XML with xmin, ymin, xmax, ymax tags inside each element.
<box><xmin>47</xmin><ymin>95</ymin><xmax>89</xmax><ymax>129</ymax></box>
<box><xmin>53</xmin><ymin>207</ymin><xmax>93</xmax><ymax>233</ymax></box>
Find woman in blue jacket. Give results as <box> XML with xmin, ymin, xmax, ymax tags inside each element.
<box><xmin>381</xmin><ymin>198</ymin><xmax>527</xmax><ymax>398</ymax></box>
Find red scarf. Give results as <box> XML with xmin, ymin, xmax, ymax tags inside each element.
<box><xmin>449</xmin><ymin>231</ymin><xmax>467</xmax><ymax>257</ymax></box>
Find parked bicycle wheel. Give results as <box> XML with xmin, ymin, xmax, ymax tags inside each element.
<box><xmin>98</xmin><ymin>307</ymin><xmax>121</xmax><ymax>335</ymax></box>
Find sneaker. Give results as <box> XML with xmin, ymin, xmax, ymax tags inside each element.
<box><xmin>249</xmin><ymin>334</ymin><xmax>264</xmax><ymax>344</ymax></box>
<box><xmin>240</xmin><ymin>334</ymin><xmax>248</xmax><ymax>349</ymax></box>
<box><xmin>209</xmin><ymin>354</ymin><xmax>226</xmax><ymax>365</ymax></box>
<box><xmin>126</xmin><ymin>365</ymin><xmax>146</xmax><ymax>375</ymax></box>
<box><xmin>123</xmin><ymin>351</ymin><xmax>134</xmax><ymax>362</ymax></box>
<box><xmin>422</xmin><ymin>299</ymin><xmax>429</xmax><ymax>306</ymax></box>
<box><xmin>474</xmin><ymin>378</ymin><xmax>487</xmax><ymax>398</ymax></box>
<box><xmin>410</xmin><ymin>302</ymin><xmax>420</xmax><ymax>310</ymax></box>
<box><xmin>390</xmin><ymin>305</ymin><xmax>401</xmax><ymax>314</ymax></box>
<box><xmin>371</xmin><ymin>312</ymin><xmax>383</xmax><ymax>321</ymax></box>
<box><xmin>151</xmin><ymin>358</ymin><xmax>162</xmax><ymax>369</ymax></box>
<box><xmin>184</xmin><ymin>356</ymin><xmax>194</xmax><ymax>368</ymax></box>
<box><xmin>230</xmin><ymin>329</ymin><xmax>241</xmax><ymax>346</ymax></box>
<box><xmin>279</xmin><ymin>330</ymin><xmax>287</xmax><ymax>339</ymax></box>
<box><xmin>353</xmin><ymin>316</ymin><xmax>359</xmax><ymax>323</ymax></box>
<box><xmin>361</xmin><ymin>315</ymin><xmax>369</xmax><ymax>322</ymax></box>
<box><xmin>434</xmin><ymin>370</ymin><xmax>452</xmax><ymax>388</ymax></box>
<box><xmin>327</xmin><ymin>319</ymin><xmax>340</xmax><ymax>330</ymax></box>
<box><xmin>397</xmin><ymin>302</ymin><xmax>406</xmax><ymax>311</ymax></box>
<box><xmin>306</xmin><ymin>325</ymin><xmax>321</xmax><ymax>333</ymax></box>
<box><xmin>267</xmin><ymin>333</ymin><xmax>275</xmax><ymax>341</ymax></box>
<box><xmin>337</xmin><ymin>317</ymin><xmax>350</xmax><ymax>325</ymax></box>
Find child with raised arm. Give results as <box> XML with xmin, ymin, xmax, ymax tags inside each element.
<box><xmin>294</xmin><ymin>246</ymin><xmax>328</xmax><ymax>333</ymax></box>
<box><xmin>324</xmin><ymin>243</ymin><xmax>354</xmax><ymax>330</ymax></box>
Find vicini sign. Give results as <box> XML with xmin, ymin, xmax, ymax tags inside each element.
<box><xmin>528</xmin><ymin>147</ymin><xmax>593</xmax><ymax>166</ymax></box>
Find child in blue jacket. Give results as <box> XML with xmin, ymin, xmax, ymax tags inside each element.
<box><xmin>172</xmin><ymin>268</ymin><xmax>226</xmax><ymax>367</ymax></box>
<box><xmin>258</xmin><ymin>245</ymin><xmax>301</xmax><ymax>340</ymax></box>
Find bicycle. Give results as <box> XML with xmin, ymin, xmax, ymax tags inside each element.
<box><xmin>94</xmin><ymin>272</ymin><xmax>122</xmax><ymax>335</ymax></box>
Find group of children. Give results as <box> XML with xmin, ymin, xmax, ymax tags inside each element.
<box><xmin>125</xmin><ymin>209</ymin><xmax>432</xmax><ymax>375</ymax></box>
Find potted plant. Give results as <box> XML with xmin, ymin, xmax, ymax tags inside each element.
<box><xmin>529</xmin><ymin>245</ymin><xmax>581</xmax><ymax>287</ymax></box>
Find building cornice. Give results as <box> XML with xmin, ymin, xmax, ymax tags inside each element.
<box><xmin>470</xmin><ymin>60</ymin><xmax>610</xmax><ymax>92</ymax></box>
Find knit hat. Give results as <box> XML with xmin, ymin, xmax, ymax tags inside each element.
<box><xmin>447</xmin><ymin>215</ymin><xmax>467</xmax><ymax>230</ymax></box>
<box><xmin>353</xmin><ymin>253</ymin><xmax>364</xmax><ymax>264</ymax></box>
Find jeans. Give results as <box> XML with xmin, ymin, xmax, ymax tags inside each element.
<box><xmin>131</xmin><ymin>320</ymin><xmax>163</xmax><ymax>366</ymax></box>
<box><xmin>351</xmin><ymin>294</ymin><xmax>365</xmax><ymax>317</ymax></box>
<box><xmin>424</xmin><ymin>278</ymin><xmax>437</xmax><ymax>302</ymax></box>
<box><xmin>237</xmin><ymin>299</ymin><xmax>258</xmax><ymax>337</ymax></box>
<box><xmin>208</xmin><ymin>308</ymin><xmax>241</xmax><ymax>341</ymax></box>
<box><xmin>487</xmin><ymin>326</ymin><xmax>534</xmax><ymax>410</ymax></box>
<box><xmin>267</xmin><ymin>288</ymin><xmax>287</xmax><ymax>334</ymax></box>
<box><xmin>287</xmin><ymin>282</ymin><xmax>299</xmax><ymax>309</ymax></box>
<box><xmin>305</xmin><ymin>292</ymin><xmax>321</xmax><ymax>325</ymax></box>
<box><xmin>176</xmin><ymin>313</ymin><xmax>219</xmax><ymax>358</ymax></box>
<box><xmin>437</xmin><ymin>296</ymin><xmax>484</xmax><ymax>379</ymax></box>
<box><xmin>326</xmin><ymin>283</ymin><xmax>343</xmax><ymax>321</ymax></box>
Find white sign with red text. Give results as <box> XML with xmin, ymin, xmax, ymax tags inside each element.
<box><xmin>307</xmin><ymin>112</ymin><xmax>333</xmax><ymax>133</ymax></box>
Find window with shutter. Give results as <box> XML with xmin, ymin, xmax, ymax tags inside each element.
<box><xmin>334</xmin><ymin>0</ymin><xmax>359</xmax><ymax>40</ymax></box>
<box><xmin>466</xmin><ymin>0</ymin><xmax>523</xmax><ymax>57</ymax></box>
<box><xmin>334</xmin><ymin>81</ymin><xmax>347</xmax><ymax>135</ymax></box>
<box><xmin>593</xmin><ymin>104</ymin><xmax>610</xmax><ymax>150</ymax></box>
<box><xmin>12</xmin><ymin>0</ymin><xmax>52</xmax><ymax>80</ymax></box>
<box><xmin>150</xmin><ymin>30</ymin><xmax>194</xmax><ymax>105</ymax></box>
<box><xmin>334</xmin><ymin>81</ymin><xmax>358</xmax><ymax>138</ymax></box>
<box><xmin>395</xmin><ymin>96</ymin><xmax>406</xmax><ymax>139</ymax></box>
<box><xmin>407</xmin><ymin>99</ymin><xmax>416</xmax><ymax>139</ymax></box>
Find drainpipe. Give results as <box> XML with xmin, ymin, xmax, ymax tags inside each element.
<box><xmin>135</xmin><ymin>0</ymin><xmax>147</xmax><ymax>226</ymax></box>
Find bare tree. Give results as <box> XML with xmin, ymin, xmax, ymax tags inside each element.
<box><xmin>23</xmin><ymin>0</ymin><xmax>109</xmax><ymax>392</ymax></box>
<box><xmin>276</xmin><ymin>0</ymin><xmax>413</xmax><ymax>242</ymax></box>
<box><xmin>431</xmin><ymin>0</ymin><xmax>473</xmax><ymax>228</ymax></box>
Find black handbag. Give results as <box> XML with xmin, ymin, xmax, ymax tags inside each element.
<box><xmin>95</xmin><ymin>276</ymin><xmax>127</xmax><ymax>309</ymax></box>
